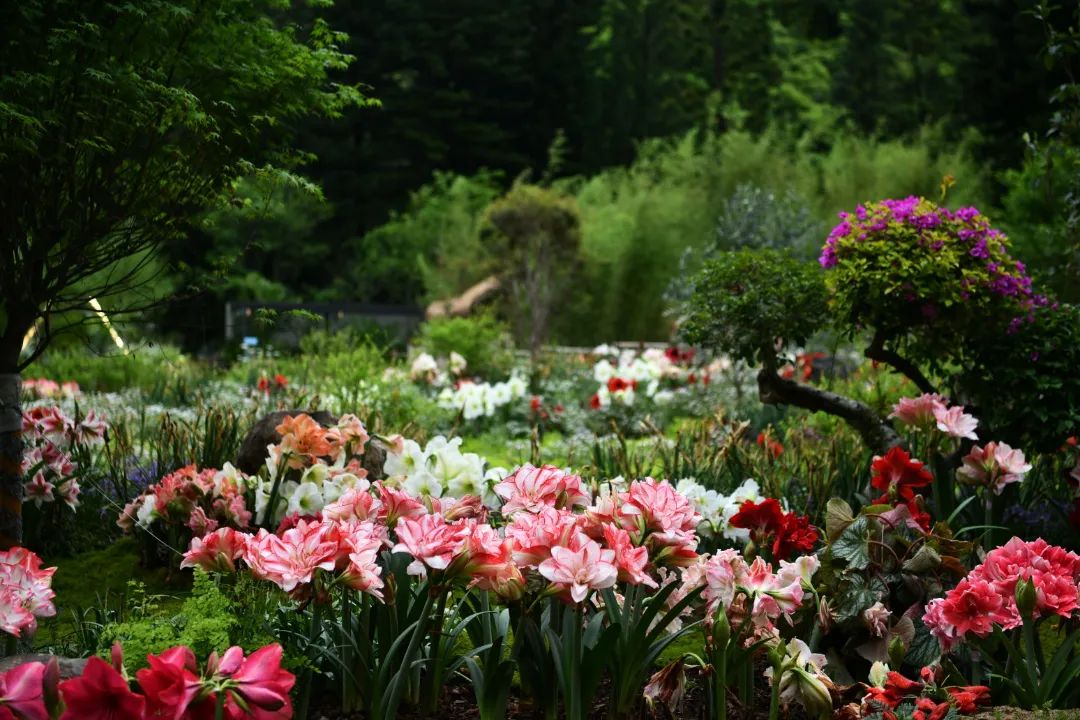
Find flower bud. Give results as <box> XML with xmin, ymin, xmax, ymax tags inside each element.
<box><xmin>1015</xmin><ymin>577</ymin><xmax>1036</xmax><ymax>618</ymax></box>
<box><xmin>868</xmin><ymin>661</ymin><xmax>889</xmax><ymax>689</ymax></box>
<box><xmin>887</xmin><ymin>634</ymin><xmax>907</xmax><ymax>669</ymax></box>
<box><xmin>711</xmin><ymin>605</ymin><xmax>731</xmax><ymax>649</ymax></box>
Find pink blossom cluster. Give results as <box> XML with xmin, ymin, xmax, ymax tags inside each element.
<box><xmin>118</xmin><ymin>464</ymin><xmax>252</xmax><ymax>536</ymax></box>
<box><xmin>184</xmin><ymin>467</ymin><xmax>712</xmax><ymax>608</ymax></box>
<box><xmin>923</xmin><ymin>537</ymin><xmax>1080</xmax><ymax>651</ymax></box>
<box><xmin>889</xmin><ymin>393</ymin><xmax>978</xmax><ymax>441</ymax></box>
<box><xmin>956</xmin><ymin>441</ymin><xmax>1032</xmax><ymax>495</ymax></box>
<box><xmin>679</xmin><ymin>550</ymin><xmax>818</xmax><ymax>635</ymax></box>
<box><xmin>0</xmin><ymin>547</ymin><xmax>56</xmax><ymax>638</ymax></box>
<box><xmin>20</xmin><ymin>406</ymin><xmax>106</xmax><ymax>511</ymax></box>
<box><xmin>21</xmin><ymin>378</ymin><xmax>80</xmax><ymax>400</ymax></box>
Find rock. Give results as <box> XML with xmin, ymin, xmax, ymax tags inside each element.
<box><xmin>0</xmin><ymin>654</ymin><xmax>87</xmax><ymax>679</ymax></box>
<box><xmin>361</xmin><ymin>437</ymin><xmax>389</xmax><ymax>482</ymax></box>
<box><xmin>236</xmin><ymin>410</ymin><xmax>337</xmax><ymax>475</ymax></box>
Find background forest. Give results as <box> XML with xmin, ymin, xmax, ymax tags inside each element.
<box><xmin>131</xmin><ymin>0</ymin><xmax>1079</xmax><ymax>349</ymax></box>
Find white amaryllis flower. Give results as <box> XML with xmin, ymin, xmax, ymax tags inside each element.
<box><xmin>765</xmin><ymin>638</ymin><xmax>832</xmax><ymax>719</ymax></box>
<box><xmin>136</xmin><ymin>495</ymin><xmax>157</xmax><ymax>528</ymax></box>
<box><xmin>403</xmin><ymin>469</ymin><xmax>443</xmax><ymax>498</ymax></box>
<box><xmin>384</xmin><ymin>438</ymin><xmax>428</xmax><ymax>477</ymax></box>
<box><xmin>449</xmin><ymin>351</ymin><xmax>467</xmax><ymax>375</ymax></box>
<box><xmin>287</xmin><ymin>481</ymin><xmax>325</xmax><ymax>516</ymax></box>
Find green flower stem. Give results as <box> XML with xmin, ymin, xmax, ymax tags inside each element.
<box><xmin>296</xmin><ymin>600</ymin><xmax>324</xmax><ymax>720</ymax></box>
<box><xmin>420</xmin><ymin>589</ymin><xmax>449</xmax><ymax>714</ymax></box>
<box><xmin>214</xmin><ymin>690</ymin><xmax>227</xmax><ymax>720</ymax></box>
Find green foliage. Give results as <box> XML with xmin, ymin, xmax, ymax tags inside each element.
<box><xmin>26</xmin><ymin>344</ymin><xmax>202</xmax><ymax>394</ymax></box>
<box><xmin>100</xmin><ymin>573</ymin><xmax>276</xmax><ymax>668</ymax></box>
<box><xmin>385</xmin><ymin>171</ymin><xmax>504</xmax><ymax>305</ymax></box>
<box><xmin>480</xmin><ymin>184</ymin><xmax>582</xmax><ymax>351</ymax></box>
<box><xmin>413</xmin><ymin>313</ymin><xmax>516</xmax><ymax>379</ymax></box>
<box><xmin>960</xmin><ymin>303</ymin><xmax>1080</xmax><ymax>452</ymax></box>
<box><xmin>0</xmin><ymin>0</ymin><xmax>367</xmax><ymax>368</ymax></box>
<box><xmin>682</xmin><ymin>249</ymin><xmax>828</xmax><ymax>366</ymax></box>
<box><xmin>1000</xmin><ymin>144</ymin><xmax>1080</xmax><ymax>303</ymax></box>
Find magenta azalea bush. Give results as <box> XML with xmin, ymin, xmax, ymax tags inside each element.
<box><xmin>820</xmin><ymin>196</ymin><xmax>1049</xmax><ymax>336</ymax></box>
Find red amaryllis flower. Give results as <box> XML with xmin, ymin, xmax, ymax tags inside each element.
<box><xmin>607</xmin><ymin>377</ymin><xmax>637</xmax><ymax>393</ymax></box>
<box><xmin>59</xmin><ymin>656</ymin><xmax>146</xmax><ymax>720</ymax></box>
<box><xmin>871</xmin><ymin>447</ymin><xmax>933</xmax><ymax>503</ymax></box>
<box><xmin>273</xmin><ymin>374</ymin><xmax>288</xmax><ymax>388</ymax></box>
<box><xmin>589</xmin><ymin>393</ymin><xmax>602</xmax><ymax>410</ymax></box>
<box><xmin>772</xmin><ymin>512</ymin><xmax>818</xmax><ymax>560</ymax></box>
<box><xmin>218</xmin><ymin>644</ymin><xmax>295</xmax><ymax>719</ymax></box>
<box><xmin>729</xmin><ymin>499</ymin><xmax>785</xmax><ymax>542</ymax></box>
<box><xmin>135</xmin><ymin>646</ymin><xmax>202</xmax><ymax>719</ymax></box>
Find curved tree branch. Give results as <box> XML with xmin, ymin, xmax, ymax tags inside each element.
<box><xmin>757</xmin><ymin>366</ymin><xmax>903</xmax><ymax>454</ymax></box>
<box><xmin>864</xmin><ymin>330</ymin><xmax>938</xmax><ymax>396</ymax></box>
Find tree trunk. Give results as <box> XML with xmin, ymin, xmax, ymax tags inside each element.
<box><xmin>756</xmin><ymin>367</ymin><xmax>903</xmax><ymax>455</ymax></box>
<box><xmin>0</xmin><ymin>373</ymin><xmax>22</xmax><ymax>549</ymax></box>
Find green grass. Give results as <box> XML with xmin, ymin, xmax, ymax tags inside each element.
<box><xmin>36</xmin><ymin>537</ymin><xmax>190</xmax><ymax>651</ymax></box>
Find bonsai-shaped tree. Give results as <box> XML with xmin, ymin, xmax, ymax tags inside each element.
<box><xmin>685</xmin><ymin>197</ymin><xmax>1080</xmax><ymax>453</ymax></box>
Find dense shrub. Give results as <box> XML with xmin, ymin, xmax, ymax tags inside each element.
<box><xmin>413</xmin><ymin>313</ymin><xmax>516</xmax><ymax>379</ymax></box>
<box><xmin>682</xmin><ymin>249</ymin><xmax>828</xmax><ymax>366</ymax></box>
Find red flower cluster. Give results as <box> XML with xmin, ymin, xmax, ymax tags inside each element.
<box><xmin>862</xmin><ymin>669</ymin><xmax>989</xmax><ymax>718</ymax></box>
<box><xmin>756</xmin><ymin>431</ymin><xmax>784</xmax><ymax>459</ymax></box>
<box><xmin>607</xmin><ymin>377</ymin><xmax>638</xmax><ymax>393</ymax></box>
<box><xmin>256</xmin><ymin>373</ymin><xmax>289</xmax><ymax>394</ymax></box>
<box><xmin>0</xmin><ymin>643</ymin><xmax>294</xmax><ymax>719</ymax></box>
<box><xmin>779</xmin><ymin>351</ymin><xmax>827</xmax><ymax>382</ymax></box>
<box><xmin>728</xmin><ymin>499</ymin><xmax>818</xmax><ymax>561</ymax></box>
<box><xmin>870</xmin><ymin>447</ymin><xmax>935</xmax><ymax>531</ymax></box>
<box><xmin>663</xmin><ymin>346</ymin><xmax>695</xmax><ymax>365</ymax></box>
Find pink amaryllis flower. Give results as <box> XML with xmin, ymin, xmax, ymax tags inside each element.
<box><xmin>505</xmin><ymin>507</ymin><xmax>587</xmax><ymax>568</ymax></box>
<box><xmin>889</xmin><ymin>393</ymin><xmax>946</xmax><ymax>429</ymax></box>
<box><xmin>323</xmin><ymin>487</ymin><xmax>381</xmax><ymax>523</ymax></box>
<box><xmin>215</xmin><ymin>644</ymin><xmax>295</xmax><ymax>719</ymax></box>
<box><xmin>956</xmin><ymin>441</ymin><xmax>1031</xmax><ymax>494</ymax></box>
<box><xmin>0</xmin><ymin>548</ymin><xmax>56</xmax><ymax>638</ymax></box>
<box><xmin>538</xmin><ymin>539</ymin><xmax>618</xmax><ymax>603</ymax></box>
<box><xmin>0</xmin><ymin>661</ymin><xmax>48</xmax><ymax>720</ymax></box>
<box><xmin>243</xmin><ymin>521</ymin><xmax>338</xmax><ymax>593</ymax></box>
<box><xmin>181</xmin><ymin>528</ymin><xmax>249</xmax><ymax>574</ymax></box>
<box><xmin>392</xmin><ymin>513</ymin><xmax>470</xmax><ymax>577</ymax></box>
<box><xmin>932</xmin><ymin>405</ymin><xmax>979</xmax><ymax>441</ymax></box>
<box><xmin>618</xmin><ymin>479</ymin><xmax>701</xmax><ymax>565</ymax></box>
<box><xmin>376</xmin><ymin>482</ymin><xmax>427</xmax><ymax>527</ymax></box>
<box><xmin>602</xmin><ymin>524</ymin><xmax>656</xmax><ymax>588</ymax></box>
<box><xmin>59</xmin><ymin>656</ymin><xmax>146</xmax><ymax>720</ymax></box>
<box><xmin>494</xmin><ymin>464</ymin><xmax>590</xmax><ymax>515</ymax></box>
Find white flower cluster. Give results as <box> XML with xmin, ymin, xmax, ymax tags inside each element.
<box><xmin>674</xmin><ymin>477</ymin><xmax>763</xmax><ymax>542</ymax></box>
<box><xmin>384</xmin><ymin>435</ymin><xmax>506</xmax><ymax>508</ymax></box>
<box><xmin>409</xmin><ymin>351</ymin><xmax>468</xmax><ymax>384</ymax></box>
<box><xmin>590</xmin><ymin>345</ymin><xmax>732</xmax><ymax>409</ymax></box>
<box><xmin>255</xmin><ymin>460</ymin><xmax>370</xmax><ymax>525</ymax></box>
<box><xmin>436</xmin><ymin>375</ymin><xmax>528</xmax><ymax>420</ymax></box>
